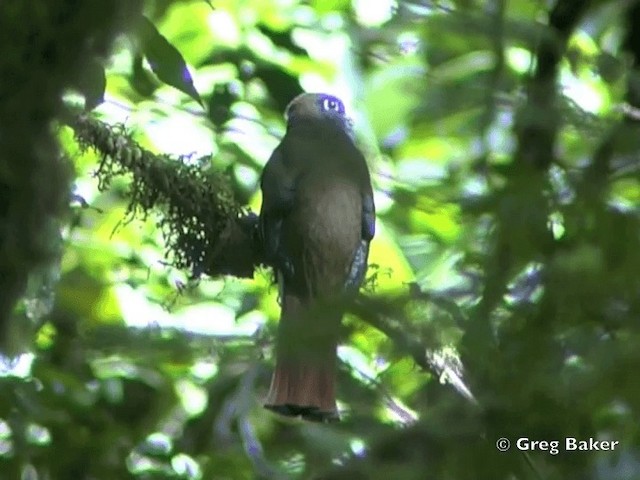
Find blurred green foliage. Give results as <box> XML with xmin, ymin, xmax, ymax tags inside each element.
<box><xmin>1</xmin><ymin>0</ymin><xmax>640</xmax><ymax>479</ymax></box>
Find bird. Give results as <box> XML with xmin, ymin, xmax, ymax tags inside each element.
<box><xmin>259</xmin><ymin>93</ymin><xmax>375</xmax><ymax>422</ymax></box>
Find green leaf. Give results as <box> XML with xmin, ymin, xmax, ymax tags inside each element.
<box><xmin>75</xmin><ymin>59</ymin><xmax>106</xmax><ymax>111</ymax></box>
<box><xmin>137</xmin><ymin>16</ymin><xmax>202</xmax><ymax>105</ymax></box>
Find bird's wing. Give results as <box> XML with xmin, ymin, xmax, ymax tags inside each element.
<box><xmin>259</xmin><ymin>146</ymin><xmax>296</xmax><ymax>275</ymax></box>
<box><xmin>362</xmin><ymin>188</ymin><xmax>375</xmax><ymax>241</ymax></box>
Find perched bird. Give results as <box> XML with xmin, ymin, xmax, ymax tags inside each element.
<box><xmin>259</xmin><ymin>93</ymin><xmax>375</xmax><ymax>422</ymax></box>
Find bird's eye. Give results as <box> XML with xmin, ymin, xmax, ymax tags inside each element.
<box><xmin>322</xmin><ymin>97</ymin><xmax>341</xmax><ymax>113</ymax></box>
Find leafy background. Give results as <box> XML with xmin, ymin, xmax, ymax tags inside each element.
<box><xmin>1</xmin><ymin>0</ymin><xmax>640</xmax><ymax>479</ymax></box>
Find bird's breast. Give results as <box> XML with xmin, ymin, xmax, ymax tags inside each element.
<box><xmin>282</xmin><ymin>175</ymin><xmax>363</xmax><ymax>296</ymax></box>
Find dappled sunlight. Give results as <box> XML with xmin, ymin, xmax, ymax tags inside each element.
<box><xmin>1</xmin><ymin>0</ymin><xmax>639</xmax><ymax>478</ymax></box>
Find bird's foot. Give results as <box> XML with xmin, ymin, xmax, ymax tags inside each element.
<box><xmin>276</xmin><ymin>252</ymin><xmax>295</xmax><ymax>280</ymax></box>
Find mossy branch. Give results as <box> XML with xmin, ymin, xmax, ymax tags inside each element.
<box><xmin>72</xmin><ymin>114</ymin><xmax>264</xmax><ymax>279</ymax></box>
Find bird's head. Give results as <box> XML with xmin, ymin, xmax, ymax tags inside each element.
<box><xmin>285</xmin><ymin>93</ymin><xmax>353</xmax><ymax>135</ymax></box>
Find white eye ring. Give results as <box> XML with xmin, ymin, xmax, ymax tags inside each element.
<box><xmin>322</xmin><ymin>97</ymin><xmax>341</xmax><ymax>112</ymax></box>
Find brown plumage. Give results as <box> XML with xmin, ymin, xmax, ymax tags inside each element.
<box><xmin>260</xmin><ymin>93</ymin><xmax>375</xmax><ymax>422</ymax></box>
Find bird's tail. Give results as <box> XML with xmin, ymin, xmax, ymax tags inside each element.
<box><xmin>264</xmin><ymin>292</ymin><xmax>341</xmax><ymax>422</ymax></box>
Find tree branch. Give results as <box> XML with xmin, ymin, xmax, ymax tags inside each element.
<box><xmin>72</xmin><ymin>114</ymin><xmax>264</xmax><ymax>280</ymax></box>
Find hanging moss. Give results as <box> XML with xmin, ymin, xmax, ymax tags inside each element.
<box><xmin>73</xmin><ymin>115</ymin><xmax>263</xmax><ymax>280</ymax></box>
